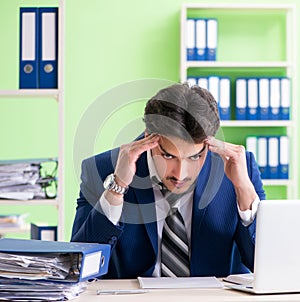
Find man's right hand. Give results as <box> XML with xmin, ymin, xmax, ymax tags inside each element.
<box><xmin>105</xmin><ymin>133</ymin><xmax>159</xmax><ymax>205</ymax></box>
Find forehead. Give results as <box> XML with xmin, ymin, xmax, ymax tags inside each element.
<box><xmin>159</xmin><ymin>135</ymin><xmax>205</xmax><ymax>157</ymax></box>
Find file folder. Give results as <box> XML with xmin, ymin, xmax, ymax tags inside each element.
<box><xmin>280</xmin><ymin>77</ymin><xmax>290</xmax><ymax>120</ymax></box>
<box><xmin>279</xmin><ymin>136</ymin><xmax>289</xmax><ymax>179</ymax></box>
<box><xmin>186</xmin><ymin>18</ymin><xmax>196</xmax><ymax>61</ymax></box>
<box><xmin>206</xmin><ymin>18</ymin><xmax>218</xmax><ymax>61</ymax></box>
<box><xmin>0</xmin><ymin>238</ymin><xmax>111</xmax><ymax>282</ymax></box>
<box><xmin>219</xmin><ymin>77</ymin><xmax>231</xmax><ymax>120</ymax></box>
<box><xmin>258</xmin><ymin>78</ymin><xmax>270</xmax><ymax>120</ymax></box>
<box><xmin>268</xmin><ymin>136</ymin><xmax>279</xmax><ymax>179</ymax></box>
<box><xmin>198</xmin><ymin>77</ymin><xmax>208</xmax><ymax>90</ymax></box>
<box><xmin>38</xmin><ymin>7</ymin><xmax>58</xmax><ymax>88</ymax></box>
<box><xmin>31</xmin><ymin>223</ymin><xmax>57</xmax><ymax>241</ymax></box>
<box><xmin>246</xmin><ymin>136</ymin><xmax>258</xmax><ymax>160</ymax></box>
<box><xmin>270</xmin><ymin>78</ymin><xmax>280</xmax><ymax>120</ymax></box>
<box><xmin>235</xmin><ymin>78</ymin><xmax>247</xmax><ymax>120</ymax></box>
<box><xmin>257</xmin><ymin>137</ymin><xmax>268</xmax><ymax>179</ymax></box>
<box><xmin>195</xmin><ymin>18</ymin><xmax>206</xmax><ymax>60</ymax></box>
<box><xmin>187</xmin><ymin>77</ymin><xmax>197</xmax><ymax>87</ymax></box>
<box><xmin>19</xmin><ymin>8</ymin><xmax>39</xmax><ymax>89</ymax></box>
<box><xmin>247</xmin><ymin>78</ymin><xmax>258</xmax><ymax>120</ymax></box>
<box><xmin>208</xmin><ymin>76</ymin><xmax>219</xmax><ymax>103</ymax></box>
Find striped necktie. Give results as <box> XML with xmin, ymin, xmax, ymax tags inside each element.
<box><xmin>152</xmin><ymin>177</ymin><xmax>190</xmax><ymax>277</ymax></box>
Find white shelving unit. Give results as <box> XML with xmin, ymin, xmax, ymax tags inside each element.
<box><xmin>0</xmin><ymin>0</ymin><xmax>65</xmax><ymax>240</ymax></box>
<box><xmin>180</xmin><ymin>3</ymin><xmax>298</xmax><ymax>199</ymax></box>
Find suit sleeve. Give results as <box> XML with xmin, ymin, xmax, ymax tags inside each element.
<box><xmin>71</xmin><ymin>156</ymin><xmax>123</xmax><ymax>248</ymax></box>
<box><xmin>234</xmin><ymin>151</ymin><xmax>266</xmax><ymax>272</ymax></box>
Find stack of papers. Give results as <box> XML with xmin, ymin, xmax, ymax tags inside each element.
<box><xmin>0</xmin><ymin>278</ymin><xmax>87</xmax><ymax>301</ymax></box>
<box><xmin>0</xmin><ymin>159</ymin><xmax>57</xmax><ymax>200</ymax></box>
<box><xmin>0</xmin><ymin>238</ymin><xmax>111</xmax><ymax>301</ymax></box>
<box><xmin>138</xmin><ymin>276</ymin><xmax>223</xmax><ymax>289</ymax></box>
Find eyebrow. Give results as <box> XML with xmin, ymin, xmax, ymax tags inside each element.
<box><xmin>158</xmin><ymin>143</ymin><xmax>207</xmax><ymax>158</ymax></box>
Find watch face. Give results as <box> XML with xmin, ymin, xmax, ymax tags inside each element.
<box><xmin>104</xmin><ymin>174</ymin><xmax>115</xmax><ymax>190</ymax></box>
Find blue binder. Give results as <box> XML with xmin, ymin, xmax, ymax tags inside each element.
<box><xmin>206</xmin><ymin>18</ymin><xmax>217</xmax><ymax>61</ymax></box>
<box><xmin>235</xmin><ymin>78</ymin><xmax>247</xmax><ymax>120</ymax></box>
<box><xmin>219</xmin><ymin>77</ymin><xmax>231</xmax><ymax>120</ymax></box>
<box><xmin>247</xmin><ymin>78</ymin><xmax>258</xmax><ymax>120</ymax></box>
<box><xmin>279</xmin><ymin>136</ymin><xmax>289</xmax><ymax>179</ymax></box>
<box><xmin>186</xmin><ymin>18</ymin><xmax>196</xmax><ymax>61</ymax></box>
<box><xmin>0</xmin><ymin>238</ymin><xmax>111</xmax><ymax>282</ymax></box>
<box><xmin>19</xmin><ymin>8</ymin><xmax>39</xmax><ymax>89</ymax></box>
<box><xmin>257</xmin><ymin>136</ymin><xmax>268</xmax><ymax>179</ymax></box>
<box><xmin>268</xmin><ymin>136</ymin><xmax>279</xmax><ymax>179</ymax></box>
<box><xmin>195</xmin><ymin>18</ymin><xmax>206</xmax><ymax>61</ymax></box>
<box><xmin>258</xmin><ymin>77</ymin><xmax>270</xmax><ymax>120</ymax></box>
<box><xmin>38</xmin><ymin>7</ymin><xmax>58</xmax><ymax>89</ymax></box>
<box><xmin>280</xmin><ymin>77</ymin><xmax>290</xmax><ymax>120</ymax></box>
<box><xmin>269</xmin><ymin>78</ymin><xmax>281</xmax><ymax>120</ymax></box>
<box><xmin>31</xmin><ymin>223</ymin><xmax>57</xmax><ymax>241</ymax></box>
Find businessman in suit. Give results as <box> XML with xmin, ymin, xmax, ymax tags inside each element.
<box><xmin>71</xmin><ymin>83</ymin><xmax>265</xmax><ymax>278</ymax></box>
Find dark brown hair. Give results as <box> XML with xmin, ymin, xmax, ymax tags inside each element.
<box><xmin>143</xmin><ymin>83</ymin><xmax>220</xmax><ymax>143</ymax></box>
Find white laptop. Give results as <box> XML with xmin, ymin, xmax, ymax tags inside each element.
<box><xmin>224</xmin><ymin>199</ymin><xmax>300</xmax><ymax>294</ymax></box>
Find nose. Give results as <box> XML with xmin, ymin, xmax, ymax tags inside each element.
<box><xmin>172</xmin><ymin>159</ymin><xmax>189</xmax><ymax>181</ymax></box>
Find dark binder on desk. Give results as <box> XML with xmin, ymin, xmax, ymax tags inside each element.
<box><xmin>31</xmin><ymin>223</ymin><xmax>57</xmax><ymax>241</ymax></box>
<box><xmin>38</xmin><ymin>7</ymin><xmax>58</xmax><ymax>89</ymax></box>
<box><xmin>0</xmin><ymin>238</ymin><xmax>111</xmax><ymax>282</ymax></box>
<box><xmin>19</xmin><ymin>8</ymin><xmax>39</xmax><ymax>88</ymax></box>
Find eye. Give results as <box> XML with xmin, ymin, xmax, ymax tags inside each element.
<box><xmin>189</xmin><ymin>154</ymin><xmax>201</xmax><ymax>161</ymax></box>
<box><xmin>162</xmin><ymin>153</ymin><xmax>174</xmax><ymax>160</ymax></box>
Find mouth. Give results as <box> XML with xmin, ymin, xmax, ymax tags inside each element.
<box><xmin>169</xmin><ymin>179</ymin><xmax>187</xmax><ymax>189</ymax></box>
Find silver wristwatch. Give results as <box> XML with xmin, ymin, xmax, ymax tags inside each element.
<box><xmin>103</xmin><ymin>173</ymin><xmax>128</xmax><ymax>195</ymax></box>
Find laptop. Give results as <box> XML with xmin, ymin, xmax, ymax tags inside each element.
<box><xmin>224</xmin><ymin>199</ymin><xmax>300</xmax><ymax>294</ymax></box>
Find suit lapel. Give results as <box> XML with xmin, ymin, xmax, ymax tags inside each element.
<box><xmin>131</xmin><ymin>152</ymin><xmax>158</xmax><ymax>257</ymax></box>
<box><xmin>190</xmin><ymin>152</ymin><xmax>226</xmax><ymax>275</ymax></box>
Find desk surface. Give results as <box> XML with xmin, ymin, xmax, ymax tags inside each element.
<box><xmin>77</xmin><ymin>279</ymin><xmax>300</xmax><ymax>302</ymax></box>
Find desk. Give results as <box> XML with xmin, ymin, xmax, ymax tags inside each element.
<box><xmin>77</xmin><ymin>279</ymin><xmax>300</xmax><ymax>302</ymax></box>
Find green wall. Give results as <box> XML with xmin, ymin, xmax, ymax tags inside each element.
<box><xmin>1</xmin><ymin>0</ymin><xmax>299</xmax><ymax>240</ymax></box>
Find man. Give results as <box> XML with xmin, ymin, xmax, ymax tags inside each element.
<box><xmin>71</xmin><ymin>83</ymin><xmax>265</xmax><ymax>278</ymax></box>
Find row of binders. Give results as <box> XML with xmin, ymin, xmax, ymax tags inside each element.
<box><xmin>188</xmin><ymin>76</ymin><xmax>230</xmax><ymax>120</ymax></box>
<box><xmin>185</xmin><ymin>18</ymin><xmax>218</xmax><ymax>61</ymax></box>
<box><xmin>0</xmin><ymin>238</ymin><xmax>111</xmax><ymax>301</ymax></box>
<box><xmin>0</xmin><ymin>158</ymin><xmax>58</xmax><ymax>200</ymax></box>
<box><xmin>246</xmin><ymin>136</ymin><xmax>289</xmax><ymax>180</ymax></box>
<box><xmin>20</xmin><ymin>7</ymin><xmax>58</xmax><ymax>89</ymax></box>
<box><xmin>236</xmin><ymin>77</ymin><xmax>290</xmax><ymax>121</ymax></box>
<box><xmin>187</xmin><ymin>76</ymin><xmax>291</xmax><ymax>121</ymax></box>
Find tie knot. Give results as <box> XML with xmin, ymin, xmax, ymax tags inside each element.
<box><xmin>151</xmin><ymin>176</ymin><xmax>184</xmax><ymax>209</ymax></box>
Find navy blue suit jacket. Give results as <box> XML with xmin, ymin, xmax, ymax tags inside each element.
<box><xmin>71</xmin><ymin>145</ymin><xmax>265</xmax><ymax>278</ymax></box>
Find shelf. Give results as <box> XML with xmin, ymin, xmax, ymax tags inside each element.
<box><xmin>184</xmin><ymin>61</ymin><xmax>292</xmax><ymax>69</ymax></box>
<box><xmin>0</xmin><ymin>199</ymin><xmax>59</xmax><ymax>206</ymax></box>
<box><xmin>182</xmin><ymin>3</ymin><xmax>295</xmax><ymax>10</ymax></box>
<box><xmin>262</xmin><ymin>179</ymin><xmax>291</xmax><ymax>186</ymax></box>
<box><xmin>0</xmin><ymin>90</ymin><xmax>59</xmax><ymax>99</ymax></box>
<box><xmin>220</xmin><ymin>120</ymin><xmax>292</xmax><ymax>127</ymax></box>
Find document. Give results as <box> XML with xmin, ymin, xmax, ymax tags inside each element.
<box><xmin>137</xmin><ymin>276</ymin><xmax>223</xmax><ymax>289</ymax></box>
<box><xmin>223</xmin><ymin>273</ymin><xmax>254</xmax><ymax>285</ymax></box>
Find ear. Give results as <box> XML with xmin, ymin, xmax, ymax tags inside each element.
<box><xmin>144</xmin><ymin>130</ymin><xmax>149</xmax><ymax>137</ymax></box>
